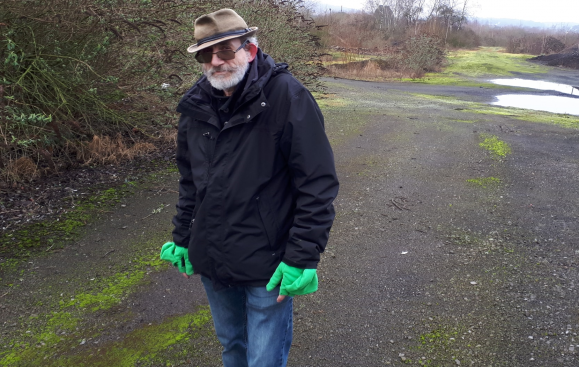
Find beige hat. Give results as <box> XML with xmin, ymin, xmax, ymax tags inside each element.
<box><xmin>187</xmin><ymin>9</ymin><xmax>258</xmax><ymax>53</ymax></box>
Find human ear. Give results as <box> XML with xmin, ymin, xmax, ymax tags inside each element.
<box><xmin>246</xmin><ymin>42</ymin><xmax>257</xmax><ymax>62</ymax></box>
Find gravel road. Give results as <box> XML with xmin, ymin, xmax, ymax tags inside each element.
<box><xmin>1</xmin><ymin>68</ymin><xmax>578</xmax><ymax>366</ymax></box>
<box><xmin>288</xmin><ymin>75</ymin><xmax>578</xmax><ymax>366</ymax></box>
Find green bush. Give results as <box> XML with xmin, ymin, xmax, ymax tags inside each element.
<box><xmin>0</xmin><ymin>0</ymin><xmax>322</xmax><ymax>181</ymax></box>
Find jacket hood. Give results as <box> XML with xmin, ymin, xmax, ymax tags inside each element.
<box><xmin>176</xmin><ymin>50</ymin><xmax>289</xmax><ymax>115</ymax></box>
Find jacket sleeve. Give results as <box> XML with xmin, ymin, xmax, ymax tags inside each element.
<box><xmin>171</xmin><ymin>115</ymin><xmax>196</xmax><ymax>248</ymax></box>
<box><xmin>279</xmin><ymin>89</ymin><xmax>339</xmax><ymax>269</ymax></box>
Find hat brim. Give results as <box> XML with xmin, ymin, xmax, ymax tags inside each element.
<box><xmin>187</xmin><ymin>27</ymin><xmax>258</xmax><ymax>53</ymax></box>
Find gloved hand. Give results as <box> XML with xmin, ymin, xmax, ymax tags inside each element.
<box><xmin>160</xmin><ymin>242</ymin><xmax>194</xmax><ymax>275</ymax></box>
<box><xmin>266</xmin><ymin>262</ymin><xmax>318</xmax><ymax>297</ymax></box>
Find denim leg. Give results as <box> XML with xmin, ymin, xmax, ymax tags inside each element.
<box><xmin>245</xmin><ymin>286</ymin><xmax>293</xmax><ymax>367</ymax></box>
<box><xmin>201</xmin><ymin>276</ymin><xmax>248</xmax><ymax>367</ymax></box>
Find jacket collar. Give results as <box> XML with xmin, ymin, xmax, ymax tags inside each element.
<box><xmin>176</xmin><ymin>50</ymin><xmax>288</xmax><ymax>121</ymax></box>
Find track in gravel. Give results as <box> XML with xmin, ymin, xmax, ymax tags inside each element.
<box><xmin>1</xmin><ymin>68</ymin><xmax>577</xmax><ymax>366</ymax></box>
<box><xmin>288</xmin><ymin>76</ymin><xmax>578</xmax><ymax>366</ymax></box>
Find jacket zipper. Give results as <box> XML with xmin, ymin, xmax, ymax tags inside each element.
<box><xmin>203</xmin><ymin>131</ymin><xmax>216</xmax><ymax>168</ymax></box>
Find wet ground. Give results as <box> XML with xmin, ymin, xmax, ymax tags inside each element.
<box><xmin>0</xmin><ymin>66</ymin><xmax>578</xmax><ymax>366</ymax></box>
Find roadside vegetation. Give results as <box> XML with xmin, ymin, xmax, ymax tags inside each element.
<box><xmin>311</xmin><ymin>0</ymin><xmax>578</xmax><ymax>79</ymax></box>
<box><xmin>1</xmin><ymin>0</ymin><xmax>577</xmax><ymax>187</ymax></box>
<box><xmin>0</xmin><ymin>0</ymin><xmax>322</xmax><ymax>184</ymax></box>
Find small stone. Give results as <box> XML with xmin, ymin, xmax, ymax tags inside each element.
<box><xmin>455</xmin><ymin>359</ymin><xmax>461</xmax><ymax>365</ymax></box>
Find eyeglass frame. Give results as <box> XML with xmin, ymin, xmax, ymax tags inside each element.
<box><xmin>195</xmin><ymin>39</ymin><xmax>250</xmax><ymax>64</ymax></box>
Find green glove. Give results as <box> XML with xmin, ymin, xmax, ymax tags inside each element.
<box><xmin>160</xmin><ymin>242</ymin><xmax>194</xmax><ymax>275</ymax></box>
<box><xmin>266</xmin><ymin>262</ymin><xmax>318</xmax><ymax>297</ymax></box>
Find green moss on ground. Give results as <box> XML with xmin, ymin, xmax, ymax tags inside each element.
<box><xmin>1</xmin><ymin>308</ymin><xmax>213</xmax><ymax>367</ymax></box>
<box><xmin>0</xmin><ymin>232</ymin><xmax>175</xmax><ymax>366</ymax></box>
<box><xmin>0</xmin><ymin>163</ymin><xmax>178</xmax><ymax>266</ymax></box>
<box><xmin>314</xmin><ymin>91</ymin><xmax>371</xmax><ymax>147</ymax></box>
<box><xmin>466</xmin><ymin>177</ymin><xmax>502</xmax><ymax>188</ymax></box>
<box><xmin>479</xmin><ymin>135</ymin><xmax>511</xmax><ymax>157</ymax></box>
<box><xmin>61</xmin><ymin>308</ymin><xmax>213</xmax><ymax>367</ymax></box>
<box><xmin>413</xmin><ymin>325</ymin><xmax>462</xmax><ymax>366</ymax></box>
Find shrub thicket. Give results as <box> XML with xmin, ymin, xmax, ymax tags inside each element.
<box><xmin>469</xmin><ymin>22</ymin><xmax>578</xmax><ymax>55</ymax></box>
<box><xmin>401</xmin><ymin>34</ymin><xmax>446</xmax><ymax>75</ymax></box>
<box><xmin>0</xmin><ymin>0</ymin><xmax>322</xmax><ymax>182</ymax></box>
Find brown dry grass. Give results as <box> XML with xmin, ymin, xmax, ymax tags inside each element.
<box><xmin>77</xmin><ymin>135</ymin><xmax>157</xmax><ymax>165</ymax></box>
<box><xmin>326</xmin><ymin>60</ymin><xmax>406</xmax><ymax>81</ymax></box>
<box><xmin>158</xmin><ymin>128</ymin><xmax>177</xmax><ymax>146</ymax></box>
<box><xmin>1</xmin><ymin>134</ymin><xmax>162</xmax><ymax>183</ymax></box>
<box><xmin>3</xmin><ymin>157</ymin><xmax>39</xmax><ymax>183</ymax></box>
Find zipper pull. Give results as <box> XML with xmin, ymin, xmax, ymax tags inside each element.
<box><xmin>189</xmin><ymin>219</ymin><xmax>195</xmax><ymax>229</ymax></box>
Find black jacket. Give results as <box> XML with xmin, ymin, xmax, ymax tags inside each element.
<box><xmin>172</xmin><ymin>50</ymin><xmax>339</xmax><ymax>289</ymax></box>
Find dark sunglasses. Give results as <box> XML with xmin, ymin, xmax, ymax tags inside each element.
<box><xmin>195</xmin><ymin>40</ymin><xmax>250</xmax><ymax>64</ymax></box>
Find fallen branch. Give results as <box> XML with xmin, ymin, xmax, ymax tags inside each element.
<box><xmin>388</xmin><ymin>196</ymin><xmax>411</xmax><ymax>211</ymax></box>
<box><xmin>102</xmin><ymin>249</ymin><xmax>115</xmax><ymax>258</ymax></box>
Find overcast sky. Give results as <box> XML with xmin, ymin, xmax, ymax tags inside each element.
<box><xmin>313</xmin><ymin>0</ymin><xmax>580</xmax><ymax>24</ymax></box>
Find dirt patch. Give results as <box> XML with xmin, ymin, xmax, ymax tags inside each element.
<box><xmin>0</xmin><ymin>146</ymin><xmax>176</xmax><ymax>241</ymax></box>
<box><xmin>529</xmin><ymin>47</ymin><xmax>579</xmax><ymax>70</ymax></box>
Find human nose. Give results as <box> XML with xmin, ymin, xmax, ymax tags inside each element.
<box><xmin>210</xmin><ymin>52</ymin><xmax>224</xmax><ymax>67</ymax></box>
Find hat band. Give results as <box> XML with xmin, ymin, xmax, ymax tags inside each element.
<box><xmin>197</xmin><ymin>28</ymin><xmax>252</xmax><ymax>47</ymax></box>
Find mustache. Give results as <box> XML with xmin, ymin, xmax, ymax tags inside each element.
<box><xmin>207</xmin><ymin>65</ymin><xmax>238</xmax><ymax>75</ymax></box>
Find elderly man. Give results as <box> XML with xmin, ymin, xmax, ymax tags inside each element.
<box><xmin>160</xmin><ymin>8</ymin><xmax>338</xmax><ymax>366</ymax></box>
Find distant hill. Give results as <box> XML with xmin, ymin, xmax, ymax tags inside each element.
<box><xmin>310</xmin><ymin>5</ymin><xmax>580</xmax><ymax>30</ymax></box>
<box><xmin>473</xmin><ymin>17</ymin><xmax>579</xmax><ymax>30</ymax></box>
<box><xmin>311</xmin><ymin>2</ymin><xmax>360</xmax><ymax>14</ymax></box>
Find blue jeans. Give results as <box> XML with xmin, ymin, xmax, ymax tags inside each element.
<box><xmin>201</xmin><ymin>276</ymin><xmax>293</xmax><ymax>367</ymax></box>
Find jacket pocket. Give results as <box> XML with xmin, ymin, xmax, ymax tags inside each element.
<box><xmin>255</xmin><ymin>196</ymin><xmax>279</xmax><ymax>250</ymax></box>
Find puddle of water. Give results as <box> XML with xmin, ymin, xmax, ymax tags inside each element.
<box><xmin>490</xmin><ymin>78</ymin><xmax>579</xmax><ymax>96</ymax></box>
<box><xmin>492</xmin><ymin>95</ymin><xmax>579</xmax><ymax>116</ymax></box>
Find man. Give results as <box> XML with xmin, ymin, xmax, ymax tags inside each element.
<box><xmin>160</xmin><ymin>8</ymin><xmax>338</xmax><ymax>366</ymax></box>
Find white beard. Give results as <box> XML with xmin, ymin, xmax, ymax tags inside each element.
<box><xmin>204</xmin><ymin>56</ymin><xmax>250</xmax><ymax>91</ymax></box>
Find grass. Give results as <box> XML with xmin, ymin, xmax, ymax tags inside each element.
<box><xmin>405</xmin><ymin>47</ymin><xmax>549</xmax><ymax>86</ymax></box>
<box><xmin>312</xmin><ymin>92</ymin><xmax>349</xmax><ymax>110</ymax></box>
<box><xmin>468</xmin><ymin>105</ymin><xmax>579</xmax><ymax>129</ymax></box>
<box><xmin>409</xmin><ymin>93</ymin><xmax>579</xmax><ymax>129</ymax></box>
